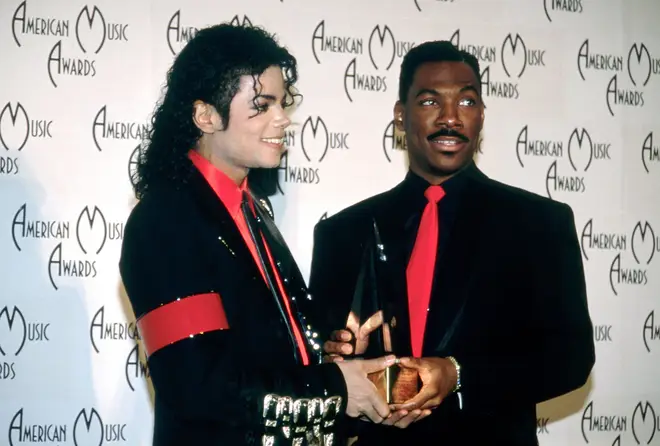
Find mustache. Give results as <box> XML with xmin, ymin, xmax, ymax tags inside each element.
<box><xmin>427</xmin><ymin>128</ymin><xmax>469</xmax><ymax>142</ymax></box>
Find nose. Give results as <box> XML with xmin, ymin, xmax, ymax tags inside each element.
<box><xmin>273</xmin><ymin>106</ymin><xmax>291</xmax><ymax>129</ymax></box>
<box><xmin>435</xmin><ymin>101</ymin><xmax>462</xmax><ymax>129</ymax></box>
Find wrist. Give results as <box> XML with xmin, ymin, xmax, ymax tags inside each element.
<box><xmin>446</xmin><ymin>356</ymin><xmax>461</xmax><ymax>393</ymax></box>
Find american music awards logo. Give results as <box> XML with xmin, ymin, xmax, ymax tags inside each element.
<box><xmin>311</xmin><ymin>22</ymin><xmax>415</xmax><ymax>102</ymax></box>
<box><xmin>513</xmin><ymin>126</ymin><xmax>611</xmax><ymax>199</ymax></box>
<box><xmin>0</xmin><ymin>101</ymin><xmax>55</xmax><ymax>176</ymax></box>
<box><xmin>276</xmin><ymin>115</ymin><xmax>349</xmax><ymax>194</ymax></box>
<box><xmin>579</xmin><ymin>218</ymin><xmax>657</xmax><ymax>296</ymax></box>
<box><xmin>580</xmin><ymin>400</ymin><xmax>659</xmax><ymax>445</ymax></box>
<box><xmin>92</xmin><ymin>105</ymin><xmax>148</xmax><ymax>152</ymax></box>
<box><xmin>7</xmin><ymin>407</ymin><xmax>128</xmax><ymax>445</ymax></box>
<box><xmin>11</xmin><ymin>2</ymin><xmax>129</xmax><ymax>87</ymax></box>
<box><xmin>0</xmin><ymin>306</ymin><xmax>50</xmax><ymax>381</ymax></box>
<box><xmin>449</xmin><ymin>30</ymin><xmax>546</xmax><ymax>101</ymax></box>
<box><xmin>608</xmin><ymin>221</ymin><xmax>657</xmax><ymax>296</ymax></box>
<box><xmin>577</xmin><ymin>40</ymin><xmax>659</xmax><ymax>116</ymax></box>
<box><xmin>544</xmin><ymin>128</ymin><xmax>603</xmax><ymax>199</ymax></box>
<box><xmin>10</xmin><ymin>204</ymin><xmax>124</xmax><ymax>290</ymax></box>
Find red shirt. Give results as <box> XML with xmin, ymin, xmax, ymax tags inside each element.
<box><xmin>188</xmin><ymin>150</ymin><xmax>310</xmax><ymax>365</ymax></box>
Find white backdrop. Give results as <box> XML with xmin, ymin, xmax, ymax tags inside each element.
<box><xmin>1</xmin><ymin>0</ymin><xmax>659</xmax><ymax>445</ymax></box>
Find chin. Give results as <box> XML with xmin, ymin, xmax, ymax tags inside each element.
<box><xmin>258</xmin><ymin>156</ymin><xmax>283</xmax><ymax>169</ymax></box>
<box><xmin>427</xmin><ymin>159</ymin><xmax>471</xmax><ymax>177</ymax></box>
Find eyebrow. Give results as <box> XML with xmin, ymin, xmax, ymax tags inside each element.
<box><xmin>255</xmin><ymin>94</ymin><xmax>278</xmax><ymax>101</ymax></box>
<box><xmin>254</xmin><ymin>93</ymin><xmax>290</xmax><ymax>105</ymax></box>
<box><xmin>414</xmin><ymin>85</ymin><xmax>480</xmax><ymax>98</ymax></box>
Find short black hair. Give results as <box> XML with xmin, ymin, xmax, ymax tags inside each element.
<box><xmin>132</xmin><ymin>23</ymin><xmax>299</xmax><ymax>199</ymax></box>
<box><xmin>398</xmin><ymin>40</ymin><xmax>481</xmax><ymax>103</ymax></box>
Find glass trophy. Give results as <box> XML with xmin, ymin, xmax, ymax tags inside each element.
<box><xmin>347</xmin><ymin>219</ymin><xmax>419</xmax><ymax>404</ymax></box>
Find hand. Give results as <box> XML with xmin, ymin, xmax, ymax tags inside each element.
<box><xmin>323</xmin><ymin>310</ymin><xmax>385</xmax><ymax>362</ymax></box>
<box><xmin>322</xmin><ymin>329</ymin><xmax>352</xmax><ymax>363</ymax></box>
<box><xmin>336</xmin><ymin>355</ymin><xmax>396</xmax><ymax>423</ymax></box>
<box><xmin>381</xmin><ymin>407</ymin><xmax>433</xmax><ymax>428</ymax></box>
<box><xmin>390</xmin><ymin>357</ymin><xmax>457</xmax><ymax>411</ymax></box>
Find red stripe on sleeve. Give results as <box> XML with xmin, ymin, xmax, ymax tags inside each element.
<box><xmin>137</xmin><ymin>293</ymin><xmax>229</xmax><ymax>358</ymax></box>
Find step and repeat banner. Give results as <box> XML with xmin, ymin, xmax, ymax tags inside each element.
<box><xmin>1</xmin><ymin>0</ymin><xmax>659</xmax><ymax>444</ymax></box>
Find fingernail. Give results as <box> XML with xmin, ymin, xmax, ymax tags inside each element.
<box><xmin>342</xmin><ymin>332</ymin><xmax>351</xmax><ymax>341</ymax></box>
<box><xmin>342</xmin><ymin>345</ymin><xmax>352</xmax><ymax>354</ymax></box>
<box><xmin>385</xmin><ymin>355</ymin><xmax>396</xmax><ymax>364</ymax></box>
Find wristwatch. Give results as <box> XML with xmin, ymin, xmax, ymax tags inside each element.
<box><xmin>447</xmin><ymin>356</ymin><xmax>461</xmax><ymax>392</ymax></box>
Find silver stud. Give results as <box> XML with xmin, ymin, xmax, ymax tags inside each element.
<box><xmin>218</xmin><ymin>236</ymin><xmax>236</xmax><ymax>256</ymax></box>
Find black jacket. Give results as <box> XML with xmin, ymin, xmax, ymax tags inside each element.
<box><xmin>119</xmin><ymin>168</ymin><xmax>347</xmax><ymax>446</ymax></box>
<box><xmin>307</xmin><ymin>163</ymin><xmax>595</xmax><ymax>445</ymax></box>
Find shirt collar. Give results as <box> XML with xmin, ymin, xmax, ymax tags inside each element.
<box><xmin>401</xmin><ymin>160</ymin><xmax>476</xmax><ymax>199</ymax></box>
<box><xmin>188</xmin><ymin>149</ymin><xmax>248</xmax><ymax>217</ymax></box>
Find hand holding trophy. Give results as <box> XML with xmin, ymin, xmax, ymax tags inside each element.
<box><xmin>345</xmin><ymin>219</ymin><xmax>419</xmax><ymax>405</ymax></box>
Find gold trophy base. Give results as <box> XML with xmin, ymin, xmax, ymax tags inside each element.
<box><xmin>367</xmin><ymin>364</ymin><xmax>419</xmax><ymax>404</ymax></box>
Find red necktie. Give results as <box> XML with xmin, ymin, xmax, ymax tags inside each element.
<box><xmin>407</xmin><ymin>185</ymin><xmax>445</xmax><ymax>358</ymax></box>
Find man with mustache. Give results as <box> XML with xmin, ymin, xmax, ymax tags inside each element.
<box><xmin>306</xmin><ymin>40</ymin><xmax>595</xmax><ymax>445</ymax></box>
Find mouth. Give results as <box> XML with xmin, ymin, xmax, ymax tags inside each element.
<box><xmin>429</xmin><ymin>137</ymin><xmax>467</xmax><ymax>151</ymax></box>
<box><xmin>261</xmin><ymin>137</ymin><xmax>285</xmax><ymax>148</ymax></box>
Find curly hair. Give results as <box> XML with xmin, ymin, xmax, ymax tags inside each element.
<box><xmin>398</xmin><ymin>40</ymin><xmax>481</xmax><ymax>103</ymax></box>
<box><xmin>132</xmin><ymin>23</ymin><xmax>299</xmax><ymax>199</ymax></box>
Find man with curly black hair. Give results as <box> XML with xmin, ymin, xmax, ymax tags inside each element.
<box><xmin>119</xmin><ymin>23</ymin><xmax>396</xmax><ymax>446</ymax></box>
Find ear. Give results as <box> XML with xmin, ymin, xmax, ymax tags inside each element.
<box><xmin>192</xmin><ymin>100</ymin><xmax>222</xmax><ymax>134</ymax></box>
<box><xmin>393</xmin><ymin>101</ymin><xmax>405</xmax><ymax>132</ymax></box>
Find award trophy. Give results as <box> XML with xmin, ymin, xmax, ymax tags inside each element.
<box><xmin>347</xmin><ymin>220</ymin><xmax>419</xmax><ymax>404</ymax></box>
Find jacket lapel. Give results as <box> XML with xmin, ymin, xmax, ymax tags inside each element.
<box><xmin>373</xmin><ymin>185</ymin><xmax>417</xmax><ymax>358</ymax></box>
<box><xmin>373</xmin><ymin>167</ymin><xmax>492</xmax><ymax>358</ymax></box>
<box><xmin>184</xmin><ymin>170</ymin><xmax>313</xmax><ymax>364</ymax></box>
<box><xmin>423</xmin><ymin>175</ymin><xmax>490</xmax><ymax>354</ymax></box>
<box><xmin>185</xmin><ymin>169</ymin><xmax>268</xmax><ymax>290</ymax></box>
<box><xmin>251</xmin><ymin>197</ymin><xmax>321</xmax><ymax>362</ymax></box>
<box><xmin>382</xmin><ymin>228</ymin><xmax>416</xmax><ymax>357</ymax></box>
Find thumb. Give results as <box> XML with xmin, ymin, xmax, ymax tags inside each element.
<box><xmin>393</xmin><ymin>386</ymin><xmax>434</xmax><ymax>411</ymax></box>
<box><xmin>360</xmin><ymin>355</ymin><xmax>397</xmax><ymax>374</ymax></box>
<box><xmin>398</xmin><ymin>357</ymin><xmax>422</xmax><ymax>370</ymax></box>
<box><xmin>360</xmin><ymin>311</ymin><xmax>384</xmax><ymax>338</ymax></box>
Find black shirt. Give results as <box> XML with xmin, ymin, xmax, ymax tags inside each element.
<box><xmin>398</xmin><ymin>161</ymin><xmax>476</xmax><ymax>262</ymax></box>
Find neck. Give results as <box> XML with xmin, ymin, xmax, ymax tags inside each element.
<box><xmin>196</xmin><ymin>140</ymin><xmax>248</xmax><ymax>186</ymax></box>
<box><xmin>409</xmin><ymin>162</ymin><xmax>471</xmax><ymax>185</ymax></box>
<box><xmin>410</xmin><ymin>165</ymin><xmax>454</xmax><ymax>185</ymax></box>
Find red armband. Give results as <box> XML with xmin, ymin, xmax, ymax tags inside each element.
<box><xmin>136</xmin><ymin>293</ymin><xmax>230</xmax><ymax>358</ymax></box>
